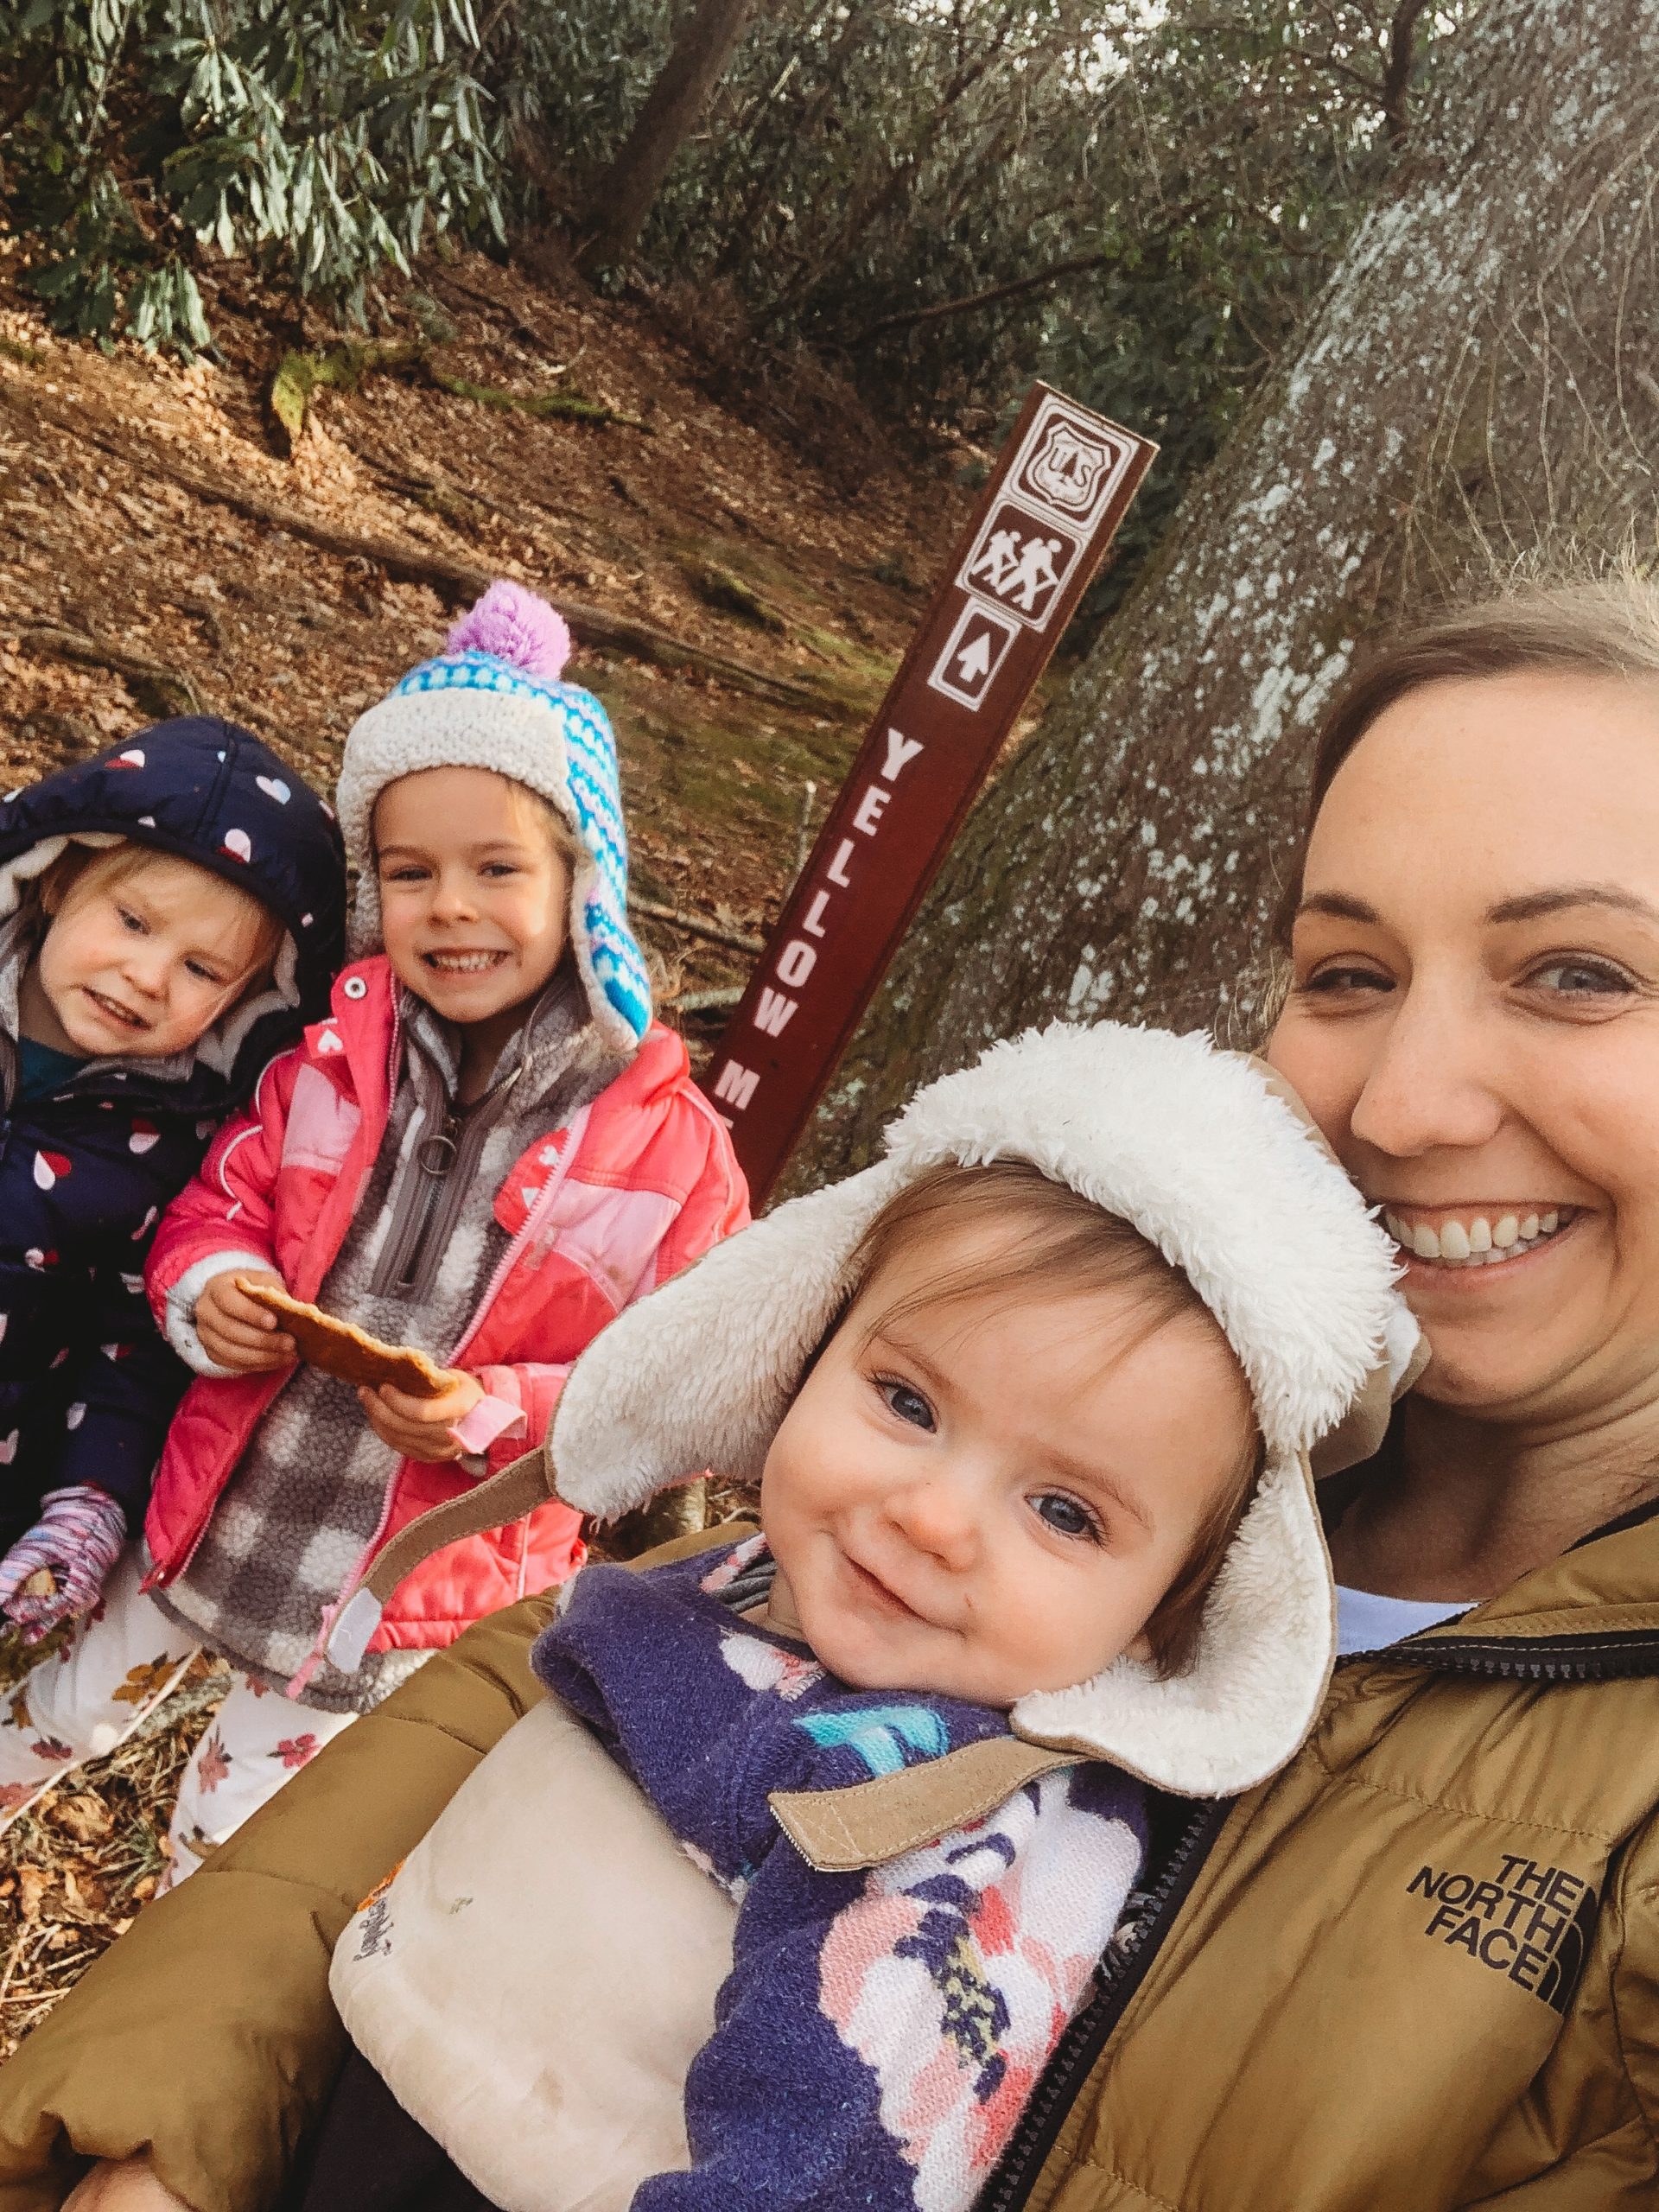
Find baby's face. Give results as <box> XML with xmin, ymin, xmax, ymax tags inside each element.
<box><xmin>27</xmin><ymin>853</ymin><xmax>270</xmax><ymax>1060</ymax></box>
<box><xmin>759</xmin><ymin>1218</ymin><xmax>1256</xmax><ymax>1707</ymax></box>
<box><xmin>374</xmin><ymin>767</ymin><xmax>571</xmax><ymax>1031</ymax></box>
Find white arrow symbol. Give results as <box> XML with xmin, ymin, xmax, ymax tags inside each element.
<box><xmin>957</xmin><ymin>631</ymin><xmax>992</xmax><ymax>685</ymax></box>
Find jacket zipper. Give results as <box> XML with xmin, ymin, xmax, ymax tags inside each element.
<box><xmin>287</xmin><ymin>1103</ymin><xmax>592</xmax><ymax>1696</ymax></box>
<box><xmin>982</xmin><ymin>1625</ymin><xmax>1659</xmax><ymax>2212</ymax></box>
<box><xmin>372</xmin><ymin>1065</ymin><xmax>524</xmax><ymax>1303</ymax></box>
<box><xmin>978</xmin><ymin>1797</ymin><xmax>1234</xmax><ymax>2212</ymax></box>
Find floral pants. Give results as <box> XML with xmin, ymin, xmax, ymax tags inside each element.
<box><xmin>0</xmin><ymin>1546</ymin><xmax>355</xmax><ymax>1885</ymax></box>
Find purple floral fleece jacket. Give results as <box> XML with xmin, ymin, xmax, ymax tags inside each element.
<box><xmin>531</xmin><ymin>1532</ymin><xmax>1147</xmax><ymax>2212</ymax></box>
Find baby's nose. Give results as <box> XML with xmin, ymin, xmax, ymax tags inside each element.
<box><xmin>887</xmin><ymin>1479</ymin><xmax>978</xmax><ymax>1567</ymax></box>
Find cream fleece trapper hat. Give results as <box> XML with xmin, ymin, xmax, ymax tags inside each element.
<box><xmin>553</xmin><ymin>1021</ymin><xmax>1419</xmax><ymax>1796</ymax></box>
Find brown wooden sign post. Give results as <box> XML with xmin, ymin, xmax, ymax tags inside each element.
<box><xmin>707</xmin><ymin>383</ymin><xmax>1157</xmax><ymax>1204</ymax></box>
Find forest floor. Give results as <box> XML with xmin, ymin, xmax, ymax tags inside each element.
<box><xmin>0</xmin><ymin>239</ymin><xmax>982</xmax><ymax>2054</ymax></box>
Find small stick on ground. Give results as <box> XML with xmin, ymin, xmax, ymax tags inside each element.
<box><xmin>630</xmin><ymin>895</ymin><xmax>765</xmax><ymax>955</ymax></box>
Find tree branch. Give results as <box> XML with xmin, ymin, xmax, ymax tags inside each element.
<box><xmin>854</xmin><ymin>250</ymin><xmax>1110</xmax><ymax>346</ymax></box>
<box><xmin>1382</xmin><ymin>0</ymin><xmax>1433</xmax><ymax>145</ymax></box>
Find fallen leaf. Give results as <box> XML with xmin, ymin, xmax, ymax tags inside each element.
<box><xmin>52</xmin><ymin>1794</ymin><xmax>112</xmax><ymax>1844</ymax></box>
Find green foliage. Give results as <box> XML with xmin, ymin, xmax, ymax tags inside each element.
<box><xmin>2</xmin><ymin>0</ymin><xmax>507</xmax><ymax>349</ymax></box>
<box><xmin>2</xmin><ymin>0</ymin><xmax>1474</xmax><ymax>613</ymax></box>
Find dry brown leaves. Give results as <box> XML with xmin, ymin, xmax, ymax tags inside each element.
<box><xmin>0</xmin><ymin>1644</ymin><xmax>229</xmax><ymax>2060</ymax></box>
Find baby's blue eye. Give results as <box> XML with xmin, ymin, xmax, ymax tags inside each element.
<box><xmin>878</xmin><ymin>1380</ymin><xmax>934</xmax><ymax>1431</ymax></box>
<box><xmin>1033</xmin><ymin>1492</ymin><xmax>1098</xmax><ymax>1541</ymax></box>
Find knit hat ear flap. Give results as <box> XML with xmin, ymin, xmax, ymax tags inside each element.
<box><xmin>335</xmin><ymin>582</ymin><xmax>651</xmax><ymax>1053</ymax></box>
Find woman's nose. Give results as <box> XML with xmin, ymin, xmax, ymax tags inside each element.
<box><xmin>1348</xmin><ymin>980</ymin><xmax>1506</xmax><ymax>1159</ymax></box>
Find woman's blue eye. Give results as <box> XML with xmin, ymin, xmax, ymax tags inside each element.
<box><xmin>878</xmin><ymin>1380</ymin><xmax>934</xmax><ymax>1431</ymax></box>
<box><xmin>1530</xmin><ymin>959</ymin><xmax>1632</xmax><ymax>997</ymax></box>
<box><xmin>1033</xmin><ymin>1492</ymin><xmax>1099</xmax><ymax>1541</ymax></box>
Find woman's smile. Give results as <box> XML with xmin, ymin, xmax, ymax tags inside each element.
<box><xmin>1377</xmin><ymin>1202</ymin><xmax>1584</xmax><ymax>1268</ymax></box>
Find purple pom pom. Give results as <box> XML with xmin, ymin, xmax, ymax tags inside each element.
<box><xmin>447</xmin><ymin>581</ymin><xmax>570</xmax><ymax>681</ymax></box>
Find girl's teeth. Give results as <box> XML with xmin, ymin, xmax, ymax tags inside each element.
<box><xmin>1412</xmin><ymin>1223</ymin><xmax>1441</xmax><ymax>1261</ymax></box>
<box><xmin>1439</xmin><ymin>1220</ymin><xmax>1471</xmax><ymax>1262</ymax></box>
<box><xmin>1521</xmin><ymin>1214</ymin><xmax>1539</xmax><ymax>1242</ymax></box>
<box><xmin>1468</xmin><ymin>1217</ymin><xmax>1492</xmax><ymax>1253</ymax></box>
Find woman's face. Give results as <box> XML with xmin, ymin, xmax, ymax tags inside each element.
<box><xmin>1268</xmin><ymin>670</ymin><xmax>1659</xmax><ymax>1428</ymax></box>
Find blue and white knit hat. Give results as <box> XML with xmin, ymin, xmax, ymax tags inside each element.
<box><xmin>337</xmin><ymin>582</ymin><xmax>651</xmax><ymax>1052</ymax></box>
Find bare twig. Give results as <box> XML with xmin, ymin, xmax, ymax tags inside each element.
<box><xmin>630</xmin><ymin>896</ymin><xmax>766</xmax><ymax>954</ymax></box>
<box><xmin>18</xmin><ymin>622</ymin><xmax>203</xmax><ymax>716</ymax></box>
<box><xmin>855</xmin><ymin>251</ymin><xmax>1111</xmax><ymax>346</ymax></box>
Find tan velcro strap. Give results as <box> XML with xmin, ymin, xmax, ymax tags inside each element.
<box><xmin>363</xmin><ymin>1445</ymin><xmax>556</xmax><ymax>1607</ymax></box>
<box><xmin>771</xmin><ymin>1737</ymin><xmax>1077</xmax><ymax>1873</ymax></box>
<box><xmin>327</xmin><ymin>1444</ymin><xmax>557</xmax><ymax>1670</ymax></box>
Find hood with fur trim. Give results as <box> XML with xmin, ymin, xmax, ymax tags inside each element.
<box><xmin>0</xmin><ymin>721</ymin><xmax>346</xmax><ymax>1110</ymax></box>
<box><xmin>552</xmin><ymin>1021</ymin><xmax>1418</xmax><ymax>1798</ymax></box>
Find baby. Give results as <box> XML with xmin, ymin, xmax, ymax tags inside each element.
<box><xmin>312</xmin><ymin>1021</ymin><xmax>1408</xmax><ymax>2212</ymax></box>
<box><xmin>0</xmin><ymin>723</ymin><xmax>343</xmax><ymax>1646</ymax></box>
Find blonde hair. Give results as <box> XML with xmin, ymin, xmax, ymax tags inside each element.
<box><xmin>841</xmin><ymin>1159</ymin><xmax>1262</xmax><ymax>1679</ymax></box>
<box><xmin>40</xmin><ymin>842</ymin><xmax>284</xmax><ymax>982</ymax></box>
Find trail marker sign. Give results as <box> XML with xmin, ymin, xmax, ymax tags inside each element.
<box><xmin>708</xmin><ymin>384</ymin><xmax>1156</xmax><ymax>1203</ymax></box>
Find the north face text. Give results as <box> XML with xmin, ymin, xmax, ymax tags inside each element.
<box><xmin>1407</xmin><ymin>1854</ymin><xmax>1597</xmax><ymax>2013</ymax></box>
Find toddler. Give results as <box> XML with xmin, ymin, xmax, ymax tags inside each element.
<box><xmin>0</xmin><ymin>586</ymin><xmax>747</xmax><ymax>1876</ymax></box>
<box><xmin>0</xmin><ymin>721</ymin><xmax>343</xmax><ymax>1653</ymax></box>
<box><xmin>310</xmin><ymin>1020</ymin><xmax>1410</xmax><ymax>2212</ymax></box>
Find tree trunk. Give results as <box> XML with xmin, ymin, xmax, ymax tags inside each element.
<box><xmin>796</xmin><ymin>0</ymin><xmax>1659</xmax><ymax>1192</ymax></box>
<box><xmin>578</xmin><ymin>0</ymin><xmax>763</xmax><ymax>273</ymax></box>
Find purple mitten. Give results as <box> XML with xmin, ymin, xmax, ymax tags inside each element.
<box><xmin>0</xmin><ymin>1485</ymin><xmax>126</xmax><ymax>1639</ymax></box>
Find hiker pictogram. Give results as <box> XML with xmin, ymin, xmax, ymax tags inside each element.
<box><xmin>927</xmin><ymin>601</ymin><xmax>1019</xmax><ymax>710</ymax></box>
<box><xmin>958</xmin><ymin>500</ymin><xmax>1082</xmax><ymax>629</ymax></box>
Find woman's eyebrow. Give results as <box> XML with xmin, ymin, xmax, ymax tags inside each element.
<box><xmin>1487</xmin><ymin>885</ymin><xmax>1659</xmax><ymax>926</ymax></box>
<box><xmin>1295</xmin><ymin>891</ymin><xmax>1381</xmax><ymax>925</ymax></box>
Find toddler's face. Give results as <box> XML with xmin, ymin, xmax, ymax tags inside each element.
<box><xmin>25</xmin><ymin>851</ymin><xmax>272</xmax><ymax>1060</ymax></box>
<box><xmin>374</xmin><ymin>768</ymin><xmax>572</xmax><ymax>1029</ymax></box>
<box><xmin>759</xmin><ymin>1217</ymin><xmax>1256</xmax><ymax>1707</ymax></box>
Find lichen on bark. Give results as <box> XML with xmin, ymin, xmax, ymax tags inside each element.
<box><xmin>793</xmin><ymin>0</ymin><xmax>1659</xmax><ymax>1194</ymax></box>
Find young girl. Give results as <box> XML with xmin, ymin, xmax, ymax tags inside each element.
<box><xmin>302</xmin><ymin>1020</ymin><xmax>1414</xmax><ymax>2212</ymax></box>
<box><xmin>0</xmin><ymin>721</ymin><xmax>345</xmax><ymax>1643</ymax></box>
<box><xmin>0</xmin><ymin>586</ymin><xmax>747</xmax><ymax>1875</ymax></box>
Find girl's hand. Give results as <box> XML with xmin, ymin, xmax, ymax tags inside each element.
<box><xmin>64</xmin><ymin>2158</ymin><xmax>192</xmax><ymax>2210</ymax></box>
<box><xmin>194</xmin><ymin>1268</ymin><xmax>296</xmax><ymax>1373</ymax></box>
<box><xmin>0</xmin><ymin>1485</ymin><xmax>125</xmax><ymax>1640</ymax></box>
<box><xmin>358</xmin><ymin>1370</ymin><xmax>484</xmax><ymax>1463</ymax></box>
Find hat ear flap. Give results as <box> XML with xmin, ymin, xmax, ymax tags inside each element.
<box><xmin>551</xmin><ymin>1163</ymin><xmax>905</xmax><ymax>1519</ymax></box>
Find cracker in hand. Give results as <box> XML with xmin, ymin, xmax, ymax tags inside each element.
<box><xmin>238</xmin><ymin>1280</ymin><xmax>452</xmax><ymax>1399</ymax></box>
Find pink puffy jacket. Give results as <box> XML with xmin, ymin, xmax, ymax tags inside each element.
<box><xmin>142</xmin><ymin>957</ymin><xmax>748</xmax><ymax>1657</ymax></box>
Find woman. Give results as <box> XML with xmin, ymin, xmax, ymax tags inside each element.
<box><xmin>10</xmin><ymin>575</ymin><xmax>1659</xmax><ymax>2210</ymax></box>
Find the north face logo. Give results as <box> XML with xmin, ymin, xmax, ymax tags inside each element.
<box><xmin>1408</xmin><ymin>1854</ymin><xmax>1597</xmax><ymax>2013</ymax></box>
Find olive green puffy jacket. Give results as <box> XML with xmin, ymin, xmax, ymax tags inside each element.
<box><xmin>3</xmin><ymin>1515</ymin><xmax>1659</xmax><ymax>2212</ymax></box>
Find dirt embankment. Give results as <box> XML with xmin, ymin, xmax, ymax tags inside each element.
<box><xmin>0</xmin><ymin>244</ymin><xmax>972</xmax><ymax>1027</ymax></box>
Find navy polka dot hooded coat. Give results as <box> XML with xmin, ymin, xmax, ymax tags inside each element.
<box><xmin>0</xmin><ymin>722</ymin><xmax>346</xmax><ymax>1544</ymax></box>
